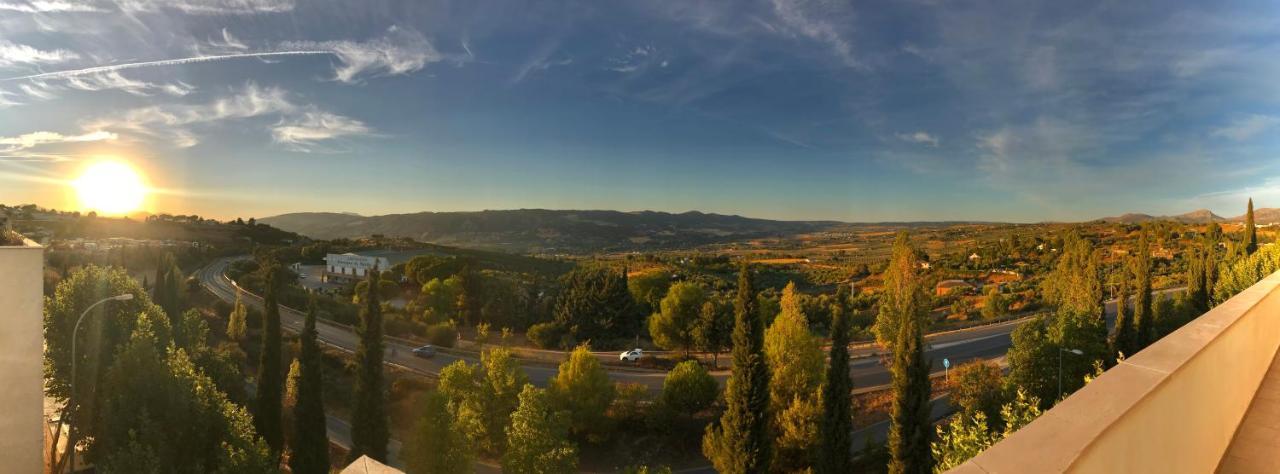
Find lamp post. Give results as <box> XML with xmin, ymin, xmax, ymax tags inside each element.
<box><xmin>66</xmin><ymin>293</ymin><xmax>133</xmax><ymax>474</ymax></box>
<box><xmin>1058</xmin><ymin>347</ymin><xmax>1084</xmax><ymax>400</ymax></box>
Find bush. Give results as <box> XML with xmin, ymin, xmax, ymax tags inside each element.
<box><xmin>385</xmin><ymin>315</ymin><xmax>425</xmax><ymax>339</ymax></box>
<box><xmin>638</xmin><ymin>355</ymin><xmax>679</xmax><ymax>370</ymax></box>
<box><xmin>527</xmin><ymin>322</ymin><xmax>566</xmax><ymax>349</ymax></box>
<box><xmin>661</xmin><ymin>360</ymin><xmax>718</xmax><ymax>416</ymax></box>
<box><xmin>424</xmin><ymin>322</ymin><xmax>458</xmax><ymax>348</ymax></box>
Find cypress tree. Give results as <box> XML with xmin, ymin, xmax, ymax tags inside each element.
<box><xmin>1206</xmin><ymin>222</ymin><xmax>1223</xmax><ymax>299</ymax></box>
<box><xmin>818</xmin><ymin>297</ymin><xmax>854</xmax><ymax>474</ymax></box>
<box><xmin>254</xmin><ymin>263</ymin><xmax>284</xmax><ymax>456</ymax></box>
<box><xmin>1131</xmin><ymin>233</ymin><xmax>1154</xmax><ymax>349</ymax></box>
<box><xmin>702</xmin><ymin>262</ymin><xmax>771</xmax><ymax>473</ymax></box>
<box><xmin>350</xmin><ymin>268</ymin><xmax>389</xmax><ymax>462</ymax></box>
<box><xmin>1185</xmin><ymin>246</ymin><xmax>1208</xmax><ymax>313</ymax></box>
<box><xmin>1111</xmin><ymin>270</ymin><xmax>1134</xmax><ymax>358</ymax></box>
<box><xmin>289</xmin><ymin>298</ymin><xmax>329</xmax><ymax>474</ymax></box>
<box><xmin>1246</xmin><ymin>198</ymin><xmax>1258</xmax><ymax>255</ymax></box>
<box><xmin>886</xmin><ymin>233</ymin><xmax>932</xmax><ymax>474</ymax></box>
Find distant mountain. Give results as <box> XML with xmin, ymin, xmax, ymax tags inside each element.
<box><xmin>1099</xmin><ymin>209</ymin><xmax>1226</xmax><ymax>224</ymax></box>
<box><xmin>1226</xmin><ymin>207</ymin><xmax>1280</xmax><ymax>224</ymax></box>
<box><xmin>260</xmin><ymin>209</ymin><xmax>842</xmax><ymax>253</ymax></box>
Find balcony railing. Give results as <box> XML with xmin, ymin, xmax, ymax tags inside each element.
<box><xmin>952</xmin><ymin>270</ymin><xmax>1280</xmax><ymax>473</ymax></box>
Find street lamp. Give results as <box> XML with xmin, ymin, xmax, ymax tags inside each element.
<box><xmin>1058</xmin><ymin>347</ymin><xmax>1084</xmax><ymax>400</ymax></box>
<box><xmin>66</xmin><ymin>293</ymin><xmax>133</xmax><ymax>474</ymax></box>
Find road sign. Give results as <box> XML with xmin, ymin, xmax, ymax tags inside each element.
<box><xmin>943</xmin><ymin>358</ymin><xmax>950</xmax><ymax>369</ymax></box>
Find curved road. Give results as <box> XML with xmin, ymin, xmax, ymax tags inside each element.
<box><xmin>199</xmin><ymin>257</ymin><xmax>1180</xmax><ymax>394</ymax></box>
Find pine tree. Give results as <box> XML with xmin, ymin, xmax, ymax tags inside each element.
<box><xmin>289</xmin><ymin>298</ymin><xmax>329</xmax><ymax>474</ymax></box>
<box><xmin>886</xmin><ymin>233</ymin><xmax>933</xmax><ymax>474</ymax></box>
<box><xmin>1246</xmin><ymin>198</ymin><xmax>1258</xmax><ymax>255</ymax></box>
<box><xmin>818</xmin><ymin>297</ymin><xmax>854</xmax><ymax>474</ymax></box>
<box><xmin>350</xmin><ymin>268</ymin><xmax>389</xmax><ymax>462</ymax></box>
<box><xmin>227</xmin><ymin>293</ymin><xmax>248</xmax><ymax>342</ymax></box>
<box><xmin>702</xmin><ymin>262</ymin><xmax>771</xmax><ymax>473</ymax></box>
<box><xmin>1111</xmin><ymin>270</ymin><xmax>1134</xmax><ymax>358</ymax></box>
<box><xmin>254</xmin><ymin>263</ymin><xmax>284</xmax><ymax>456</ymax></box>
<box><xmin>1131</xmin><ymin>232</ymin><xmax>1154</xmax><ymax>349</ymax></box>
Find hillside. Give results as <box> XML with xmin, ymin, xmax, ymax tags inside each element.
<box><xmin>1099</xmin><ymin>209</ymin><xmax>1227</xmax><ymax>224</ymax></box>
<box><xmin>261</xmin><ymin>209</ymin><xmax>841</xmax><ymax>253</ymax></box>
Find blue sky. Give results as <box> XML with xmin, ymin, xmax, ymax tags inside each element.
<box><xmin>1</xmin><ymin>0</ymin><xmax>1279</xmax><ymax>222</ymax></box>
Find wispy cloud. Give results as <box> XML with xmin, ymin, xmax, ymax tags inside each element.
<box><xmin>0</xmin><ymin>1</ymin><xmax>104</xmax><ymax>13</ymax></box>
<box><xmin>0</xmin><ymin>129</ymin><xmax>115</xmax><ymax>153</ymax></box>
<box><xmin>115</xmin><ymin>0</ymin><xmax>295</xmax><ymax>15</ymax></box>
<box><xmin>83</xmin><ymin>83</ymin><xmax>372</xmax><ymax>151</ymax></box>
<box><xmin>272</xmin><ymin>111</ymin><xmax>371</xmax><ymax>152</ymax></box>
<box><xmin>607</xmin><ymin>45</ymin><xmax>658</xmax><ymax>73</ymax></box>
<box><xmin>1</xmin><ymin>50</ymin><xmax>330</xmax><ymax>82</ymax></box>
<box><xmin>897</xmin><ymin>131</ymin><xmax>939</xmax><ymax>147</ymax></box>
<box><xmin>0</xmin><ymin>41</ymin><xmax>79</xmax><ymax>67</ymax></box>
<box><xmin>285</xmin><ymin>26</ymin><xmax>442</xmax><ymax>83</ymax></box>
<box><xmin>768</xmin><ymin>0</ymin><xmax>858</xmax><ymax>68</ymax></box>
<box><xmin>1212</xmin><ymin>114</ymin><xmax>1280</xmax><ymax>141</ymax></box>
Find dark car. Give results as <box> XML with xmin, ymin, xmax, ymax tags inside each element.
<box><xmin>412</xmin><ymin>345</ymin><xmax>437</xmax><ymax>358</ymax></box>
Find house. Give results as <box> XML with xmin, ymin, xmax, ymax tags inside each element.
<box><xmin>936</xmin><ymin>279</ymin><xmax>976</xmax><ymax>296</ymax></box>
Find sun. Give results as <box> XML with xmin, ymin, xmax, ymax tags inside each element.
<box><xmin>72</xmin><ymin>160</ymin><xmax>148</xmax><ymax>215</ymax></box>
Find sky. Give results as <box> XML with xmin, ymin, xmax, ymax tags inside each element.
<box><xmin>1</xmin><ymin>0</ymin><xmax>1280</xmax><ymax>223</ymax></box>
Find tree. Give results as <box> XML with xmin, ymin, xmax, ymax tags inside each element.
<box><xmin>949</xmin><ymin>361</ymin><xmax>1004</xmax><ymax>427</ymax></box>
<box><xmin>649</xmin><ymin>282</ymin><xmax>707</xmax><ymax>356</ymax></box>
<box><xmin>289</xmin><ymin>299</ymin><xmax>330</xmax><ymax>474</ymax></box>
<box><xmin>95</xmin><ymin>313</ymin><xmax>274</xmax><ymax>473</ymax></box>
<box><xmin>981</xmin><ymin>286</ymin><xmax>1009</xmax><ymax>320</ymax></box>
<box><xmin>553</xmin><ymin>267</ymin><xmax>640</xmax><ymax>344</ymax></box>
<box><xmin>153</xmin><ymin>252</ymin><xmax>184</xmax><ymax>323</ymax></box>
<box><xmin>354</xmin><ymin>278</ymin><xmax>400</xmax><ymax>304</ymax></box>
<box><xmin>1111</xmin><ymin>269</ymin><xmax>1135</xmax><ymax>358</ymax></box>
<box><xmin>1041</xmin><ymin>231</ymin><xmax>1104</xmax><ymax>320</ymax></box>
<box><xmin>931</xmin><ymin>389</ymin><xmax>1042</xmax><ymax>472</ymax></box>
<box><xmin>502</xmin><ymin>386</ymin><xmax>578</xmax><ymax>474</ymax></box>
<box><xmin>254</xmin><ymin>263</ymin><xmax>285</xmax><ymax>456</ymax></box>
<box><xmin>1185</xmin><ymin>246</ymin><xmax>1209</xmax><ymax>315</ymax></box>
<box><xmin>350</xmin><ymin>268</ymin><xmax>390</xmax><ymax>462</ymax></box>
<box><xmin>405</xmin><ymin>390</ymin><xmax>474</xmax><ymax>474</ymax></box>
<box><xmin>764</xmin><ymin>282</ymin><xmax>826</xmax><ymax>470</ymax></box>
<box><xmin>876</xmin><ymin>232</ymin><xmax>931</xmax><ymax>350</ymax></box>
<box><xmin>628</xmin><ymin>271</ymin><xmax>672</xmax><ymax>315</ymax></box>
<box><xmin>1213</xmin><ymin>241</ymin><xmax>1280</xmax><ymax>303</ymax></box>
<box><xmin>44</xmin><ymin>266</ymin><xmax>172</xmax><ymax>472</ymax></box>
<box><xmin>1246</xmin><ymin>197</ymin><xmax>1258</xmax><ymax>255</ymax></box>
<box><xmin>226</xmin><ymin>293</ymin><xmax>248</xmax><ymax>342</ymax></box>
<box><xmin>1131</xmin><ymin>232</ymin><xmax>1154</xmax><ymax>350</ymax></box>
<box><xmin>438</xmin><ymin>348</ymin><xmax>532</xmax><ymax>456</ymax></box>
<box><xmin>662</xmin><ymin>360</ymin><xmax>718</xmax><ymax>417</ymax></box>
<box><xmin>548</xmin><ymin>344</ymin><xmax>616</xmax><ymax>440</ymax></box>
<box><xmin>886</xmin><ymin>232</ymin><xmax>933</xmax><ymax>474</ymax></box>
<box><xmin>702</xmin><ymin>262</ymin><xmax>772</xmax><ymax>473</ymax></box>
<box><xmin>694</xmin><ymin>296</ymin><xmax>733</xmax><ymax>369</ymax></box>
<box><xmin>818</xmin><ymin>298</ymin><xmax>854</xmax><ymax>474</ymax></box>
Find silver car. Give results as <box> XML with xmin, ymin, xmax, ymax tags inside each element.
<box><xmin>412</xmin><ymin>345</ymin><xmax>437</xmax><ymax>358</ymax></box>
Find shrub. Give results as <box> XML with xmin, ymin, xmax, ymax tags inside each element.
<box><xmin>661</xmin><ymin>360</ymin><xmax>718</xmax><ymax>416</ymax></box>
<box><xmin>424</xmin><ymin>322</ymin><xmax>458</xmax><ymax>348</ymax></box>
<box><xmin>527</xmin><ymin>321</ymin><xmax>566</xmax><ymax>349</ymax></box>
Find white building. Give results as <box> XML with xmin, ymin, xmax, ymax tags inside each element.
<box><xmin>323</xmin><ymin>253</ymin><xmax>391</xmax><ymax>283</ymax></box>
<box><xmin>0</xmin><ymin>234</ymin><xmax>42</xmax><ymax>472</ymax></box>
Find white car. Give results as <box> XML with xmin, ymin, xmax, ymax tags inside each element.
<box><xmin>619</xmin><ymin>348</ymin><xmax>643</xmax><ymax>362</ymax></box>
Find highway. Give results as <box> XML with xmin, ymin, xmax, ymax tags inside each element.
<box><xmin>197</xmin><ymin>256</ymin><xmax>1183</xmax><ymax>393</ymax></box>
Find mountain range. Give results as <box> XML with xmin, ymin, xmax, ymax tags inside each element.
<box><xmin>1096</xmin><ymin>208</ymin><xmax>1280</xmax><ymax>224</ymax></box>
<box><xmin>261</xmin><ymin>207</ymin><xmax>1280</xmax><ymax>253</ymax></box>
<box><xmin>260</xmin><ymin>209</ymin><xmax>839</xmax><ymax>253</ymax></box>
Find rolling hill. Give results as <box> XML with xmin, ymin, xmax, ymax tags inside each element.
<box><xmin>261</xmin><ymin>209</ymin><xmax>842</xmax><ymax>253</ymax></box>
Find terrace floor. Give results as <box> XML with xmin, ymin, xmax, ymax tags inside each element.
<box><xmin>1218</xmin><ymin>346</ymin><xmax>1280</xmax><ymax>472</ymax></box>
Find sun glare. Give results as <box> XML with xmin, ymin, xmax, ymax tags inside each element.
<box><xmin>72</xmin><ymin>160</ymin><xmax>148</xmax><ymax>215</ymax></box>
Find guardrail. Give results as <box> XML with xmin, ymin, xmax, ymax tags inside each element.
<box><xmin>951</xmin><ymin>272</ymin><xmax>1280</xmax><ymax>473</ymax></box>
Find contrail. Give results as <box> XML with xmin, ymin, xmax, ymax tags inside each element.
<box><xmin>1</xmin><ymin>50</ymin><xmax>334</xmax><ymax>82</ymax></box>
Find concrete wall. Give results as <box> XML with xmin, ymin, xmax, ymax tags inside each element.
<box><xmin>954</xmin><ymin>271</ymin><xmax>1280</xmax><ymax>474</ymax></box>
<box><xmin>0</xmin><ymin>239</ymin><xmax>43</xmax><ymax>473</ymax></box>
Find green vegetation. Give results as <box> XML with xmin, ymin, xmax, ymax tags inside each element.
<box><xmin>253</xmin><ymin>262</ymin><xmax>285</xmax><ymax>456</ymax></box>
<box><xmin>702</xmin><ymin>263</ymin><xmax>772</xmax><ymax>473</ymax></box>
<box><xmin>885</xmin><ymin>232</ymin><xmax>934</xmax><ymax>474</ymax></box>
<box><xmin>405</xmin><ymin>389</ymin><xmax>474</xmax><ymax>474</ymax></box>
<box><xmin>765</xmin><ymin>282</ymin><xmax>826</xmax><ymax>471</ymax></box>
<box><xmin>818</xmin><ymin>288</ymin><xmax>854</xmax><ymax>474</ymax></box>
<box><xmin>549</xmin><ymin>345</ymin><xmax>616</xmax><ymax>441</ymax></box>
<box><xmin>649</xmin><ymin>282</ymin><xmax>707</xmax><ymax>356</ymax></box>
<box><xmin>552</xmin><ymin>266</ymin><xmax>641</xmax><ymax>348</ymax></box>
<box><xmin>350</xmin><ymin>268</ymin><xmax>390</xmax><ymax>462</ymax></box>
<box><xmin>502</xmin><ymin>385</ymin><xmax>578</xmax><ymax>473</ymax></box>
<box><xmin>661</xmin><ymin>361</ymin><xmax>718</xmax><ymax>417</ymax></box>
<box><xmin>289</xmin><ymin>299</ymin><xmax>329</xmax><ymax>474</ymax></box>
